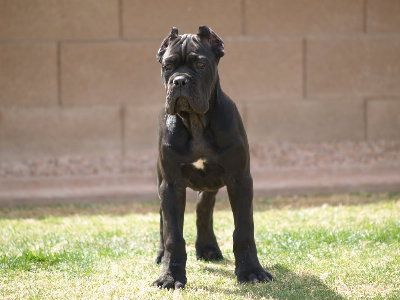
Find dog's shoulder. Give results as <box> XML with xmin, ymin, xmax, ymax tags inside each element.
<box><xmin>210</xmin><ymin>91</ymin><xmax>247</xmax><ymax>140</ymax></box>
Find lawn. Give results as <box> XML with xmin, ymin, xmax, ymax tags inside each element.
<box><xmin>0</xmin><ymin>194</ymin><xmax>399</xmax><ymax>299</ymax></box>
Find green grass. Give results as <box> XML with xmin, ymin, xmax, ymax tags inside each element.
<box><xmin>0</xmin><ymin>194</ymin><xmax>399</xmax><ymax>299</ymax></box>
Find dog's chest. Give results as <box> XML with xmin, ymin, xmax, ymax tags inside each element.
<box><xmin>178</xmin><ymin>114</ymin><xmax>226</xmax><ymax>190</ymax></box>
<box><xmin>181</xmin><ymin>157</ymin><xmax>225</xmax><ymax>191</ymax></box>
<box><xmin>192</xmin><ymin>158</ymin><xmax>206</xmax><ymax>170</ymax></box>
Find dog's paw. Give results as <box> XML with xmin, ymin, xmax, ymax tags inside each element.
<box><xmin>196</xmin><ymin>245</ymin><xmax>223</xmax><ymax>261</ymax></box>
<box><xmin>152</xmin><ymin>273</ymin><xmax>186</xmax><ymax>289</ymax></box>
<box><xmin>155</xmin><ymin>250</ymin><xmax>164</xmax><ymax>264</ymax></box>
<box><xmin>236</xmin><ymin>266</ymin><xmax>273</xmax><ymax>283</ymax></box>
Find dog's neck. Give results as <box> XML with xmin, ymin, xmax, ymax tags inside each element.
<box><xmin>178</xmin><ymin>113</ymin><xmax>207</xmax><ymax>141</ymax></box>
<box><xmin>178</xmin><ymin>79</ymin><xmax>219</xmax><ymax>141</ymax></box>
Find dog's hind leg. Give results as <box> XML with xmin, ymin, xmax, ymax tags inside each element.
<box><xmin>195</xmin><ymin>190</ymin><xmax>223</xmax><ymax>261</ymax></box>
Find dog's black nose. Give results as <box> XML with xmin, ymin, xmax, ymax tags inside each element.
<box><xmin>173</xmin><ymin>76</ymin><xmax>188</xmax><ymax>87</ymax></box>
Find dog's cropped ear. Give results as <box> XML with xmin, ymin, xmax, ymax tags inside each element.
<box><xmin>156</xmin><ymin>27</ymin><xmax>179</xmax><ymax>63</ymax></box>
<box><xmin>197</xmin><ymin>25</ymin><xmax>224</xmax><ymax>60</ymax></box>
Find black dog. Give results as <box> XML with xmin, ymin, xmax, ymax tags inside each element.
<box><xmin>154</xmin><ymin>26</ymin><xmax>273</xmax><ymax>289</ymax></box>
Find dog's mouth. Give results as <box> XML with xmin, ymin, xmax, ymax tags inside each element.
<box><xmin>175</xmin><ymin>97</ymin><xmax>192</xmax><ymax>112</ymax></box>
<box><xmin>166</xmin><ymin>96</ymin><xmax>193</xmax><ymax>115</ymax></box>
<box><xmin>165</xmin><ymin>84</ymin><xmax>209</xmax><ymax>115</ymax></box>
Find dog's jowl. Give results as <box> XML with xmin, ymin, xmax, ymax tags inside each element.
<box><xmin>154</xmin><ymin>26</ymin><xmax>273</xmax><ymax>289</ymax></box>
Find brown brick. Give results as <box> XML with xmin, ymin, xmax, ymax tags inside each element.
<box><xmin>125</xmin><ymin>104</ymin><xmax>161</xmax><ymax>154</ymax></box>
<box><xmin>367</xmin><ymin>99</ymin><xmax>400</xmax><ymax>140</ymax></box>
<box><xmin>368</xmin><ymin>37</ymin><xmax>400</xmax><ymax>95</ymax></box>
<box><xmin>122</xmin><ymin>0</ymin><xmax>242</xmax><ymax>39</ymax></box>
<box><xmin>0</xmin><ymin>106</ymin><xmax>121</xmax><ymax>159</ymax></box>
<box><xmin>61</xmin><ymin>41</ymin><xmax>164</xmax><ymax>105</ymax></box>
<box><xmin>245</xmin><ymin>99</ymin><xmax>365</xmax><ymax>143</ymax></box>
<box><xmin>307</xmin><ymin>37</ymin><xmax>367</xmax><ymax>97</ymax></box>
<box><xmin>0</xmin><ymin>0</ymin><xmax>119</xmax><ymax>40</ymax></box>
<box><xmin>367</xmin><ymin>0</ymin><xmax>400</xmax><ymax>33</ymax></box>
<box><xmin>0</xmin><ymin>43</ymin><xmax>57</xmax><ymax>106</ymax></box>
<box><xmin>245</xmin><ymin>0</ymin><xmax>363</xmax><ymax>35</ymax></box>
<box><xmin>307</xmin><ymin>37</ymin><xmax>400</xmax><ymax>97</ymax></box>
<box><xmin>220</xmin><ymin>40</ymin><xmax>302</xmax><ymax>100</ymax></box>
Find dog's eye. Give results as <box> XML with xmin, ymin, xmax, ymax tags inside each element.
<box><xmin>195</xmin><ymin>61</ymin><xmax>206</xmax><ymax>69</ymax></box>
<box><xmin>163</xmin><ymin>64</ymin><xmax>174</xmax><ymax>72</ymax></box>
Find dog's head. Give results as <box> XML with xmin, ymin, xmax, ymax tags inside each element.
<box><xmin>157</xmin><ymin>26</ymin><xmax>224</xmax><ymax>115</ymax></box>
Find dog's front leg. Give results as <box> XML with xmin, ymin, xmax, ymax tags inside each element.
<box><xmin>153</xmin><ymin>180</ymin><xmax>187</xmax><ymax>289</ymax></box>
<box><xmin>227</xmin><ymin>174</ymin><xmax>273</xmax><ymax>283</ymax></box>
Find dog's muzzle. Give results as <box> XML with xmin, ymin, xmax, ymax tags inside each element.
<box><xmin>172</xmin><ymin>75</ymin><xmax>188</xmax><ymax>88</ymax></box>
<box><xmin>165</xmin><ymin>73</ymin><xmax>209</xmax><ymax>115</ymax></box>
<box><xmin>166</xmin><ymin>74</ymin><xmax>192</xmax><ymax>115</ymax></box>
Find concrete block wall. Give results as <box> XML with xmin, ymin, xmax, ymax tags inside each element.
<box><xmin>1</xmin><ymin>0</ymin><xmax>400</xmax><ymax>161</ymax></box>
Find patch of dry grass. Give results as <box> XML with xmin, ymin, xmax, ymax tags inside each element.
<box><xmin>0</xmin><ymin>194</ymin><xmax>399</xmax><ymax>299</ymax></box>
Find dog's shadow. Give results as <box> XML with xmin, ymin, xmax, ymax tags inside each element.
<box><xmin>202</xmin><ymin>263</ymin><xmax>345</xmax><ymax>300</ymax></box>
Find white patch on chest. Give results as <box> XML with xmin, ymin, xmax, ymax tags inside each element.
<box><xmin>166</xmin><ymin>114</ymin><xmax>177</xmax><ymax>132</ymax></box>
<box><xmin>192</xmin><ymin>158</ymin><xmax>206</xmax><ymax>170</ymax></box>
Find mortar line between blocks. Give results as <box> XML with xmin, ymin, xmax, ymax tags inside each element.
<box><xmin>363</xmin><ymin>0</ymin><xmax>368</xmax><ymax>33</ymax></box>
<box><xmin>364</xmin><ymin>98</ymin><xmax>369</xmax><ymax>141</ymax></box>
<box><xmin>57</xmin><ymin>41</ymin><xmax>62</xmax><ymax>106</ymax></box>
<box><xmin>120</xmin><ymin>104</ymin><xmax>126</xmax><ymax>158</ymax></box>
<box><xmin>118</xmin><ymin>0</ymin><xmax>124</xmax><ymax>39</ymax></box>
<box><xmin>241</xmin><ymin>0</ymin><xmax>246</xmax><ymax>35</ymax></box>
<box><xmin>302</xmin><ymin>38</ymin><xmax>307</xmax><ymax>99</ymax></box>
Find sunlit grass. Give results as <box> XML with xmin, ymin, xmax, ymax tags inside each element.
<box><xmin>0</xmin><ymin>194</ymin><xmax>399</xmax><ymax>299</ymax></box>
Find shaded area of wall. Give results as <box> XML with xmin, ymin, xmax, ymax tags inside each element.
<box><xmin>0</xmin><ymin>0</ymin><xmax>400</xmax><ymax>200</ymax></box>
